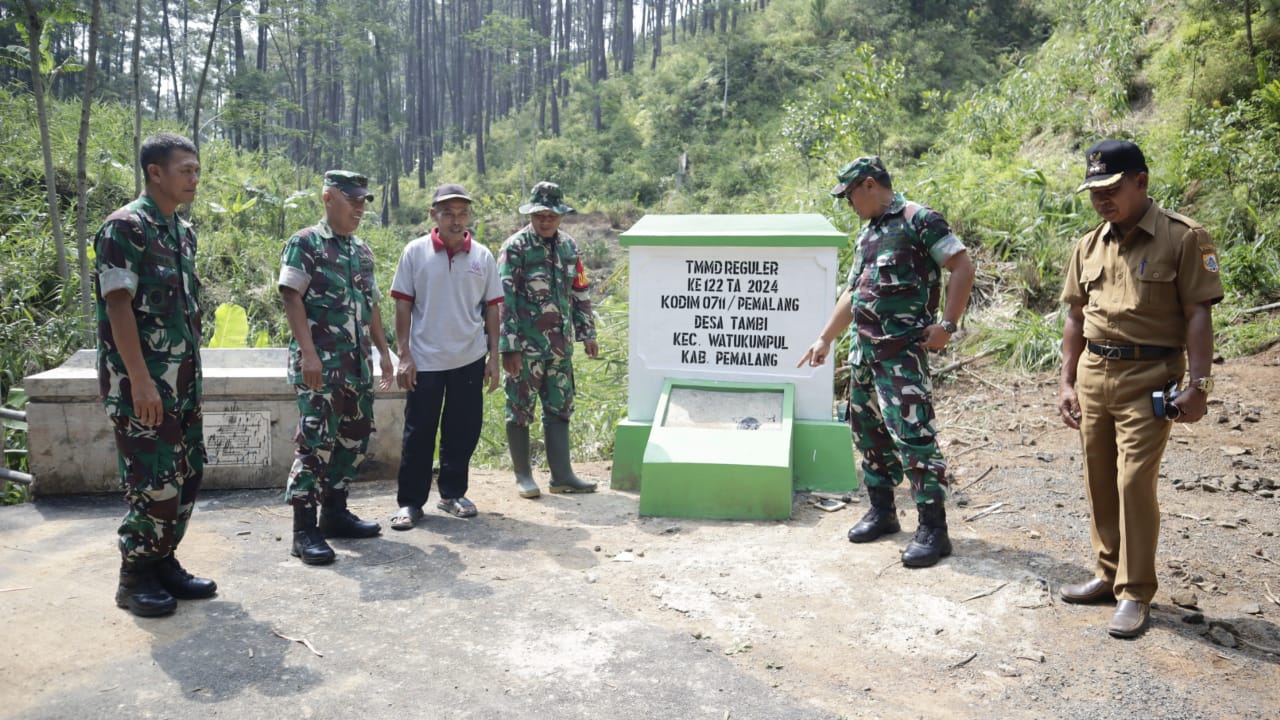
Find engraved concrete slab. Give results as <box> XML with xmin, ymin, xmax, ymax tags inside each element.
<box><xmin>23</xmin><ymin>348</ymin><xmax>403</xmax><ymax>495</ymax></box>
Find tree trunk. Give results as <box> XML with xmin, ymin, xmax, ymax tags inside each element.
<box><xmin>160</xmin><ymin>0</ymin><xmax>185</xmax><ymax>120</ymax></box>
<box><xmin>191</xmin><ymin>0</ymin><xmax>227</xmax><ymax>148</ymax></box>
<box><xmin>255</xmin><ymin>0</ymin><xmax>269</xmax><ymax>151</ymax></box>
<box><xmin>621</xmin><ymin>0</ymin><xmax>634</xmax><ymax>73</ymax></box>
<box><xmin>231</xmin><ymin>0</ymin><xmax>246</xmax><ymax>149</ymax></box>
<box><xmin>1244</xmin><ymin>0</ymin><xmax>1256</xmax><ymax>60</ymax></box>
<box><xmin>652</xmin><ymin>0</ymin><xmax>664</xmax><ymax>69</ymax></box>
<box><xmin>76</xmin><ymin>0</ymin><xmax>104</xmax><ymax>340</ymax></box>
<box><xmin>132</xmin><ymin>0</ymin><xmax>143</xmax><ymax>194</ymax></box>
<box><xmin>21</xmin><ymin>0</ymin><xmax>69</xmax><ymax>280</ymax></box>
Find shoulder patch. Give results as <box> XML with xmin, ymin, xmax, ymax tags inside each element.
<box><xmin>1202</xmin><ymin>252</ymin><xmax>1219</xmax><ymax>273</ymax></box>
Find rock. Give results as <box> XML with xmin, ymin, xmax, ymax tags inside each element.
<box><xmin>1207</xmin><ymin>626</ymin><xmax>1238</xmax><ymax>648</ymax></box>
<box><xmin>612</xmin><ymin>551</ymin><xmax>636</xmax><ymax>562</ymax></box>
<box><xmin>584</xmin><ymin>572</ymin><xmax>598</xmax><ymax>584</ymax></box>
<box><xmin>997</xmin><ymin>663</ymin><xmax>1020</xmax><ymax>677</ymax></box>
<box><xmin>1221</xmin><ymin>446</ymin><xmax>1250</xmax><ymax>456</ymax></box>
<box><xmin>1171</xmin><ymin>591</ymin><xmax>1199</xmax><ymax>608</ymax></box>
<box><xmin>1240</xmin><ymin>603</ymin><xmax>1263</xmax><ymax>616</ymax></box>
<box><xmin>1035</xmin><ymin>452</ymin><xmax>1055</xmax><ymax>463</ymax></box>
<box><xmin>1015</xmin><ymin>649</ymin><xmax>1045</xmax><ymax>663</ymax></box>
<box><xmin>1181</xmin><ymin>612</ymin><xmax>1205</xmax><ymax>624</ymax></box>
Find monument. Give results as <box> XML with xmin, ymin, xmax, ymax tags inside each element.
<box><xmin>612</xmin><ymin>214</ymin><xmax>857</xmax><ymax>519</ymax></box>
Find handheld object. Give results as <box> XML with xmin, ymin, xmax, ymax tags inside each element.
<box><xmin>1151</xmin><ymin>381</ymin><xmax>1181</xmax><ymax>420</ymax></box>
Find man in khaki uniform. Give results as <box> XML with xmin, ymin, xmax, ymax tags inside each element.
<box><xmin>1057</xmin><ymin>140</ymin><xmax>1223</xmax><ymax>638</ymax></box>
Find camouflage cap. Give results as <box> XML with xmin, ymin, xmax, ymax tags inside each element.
<box><xmin>518</xmin><ymin>181</ymin><xmax>575</xmax><ymax>216</ymax></box>
<box><xmin>432</xmin><ymin>183</ymin><xmax>472</xmax><ymax>205</ymax></box>
<box><xmin>1075</xmin><ymin>139</ymin><xmax>1147</xmax><ymax>193</ymax></box>
<box><xmin>829</xmin><ymin>156</ymin><xmax>890</xmax><ymax>197</ymax></box>
<box><xmin>324</xmin><ymin>170</ymin><xmax>374</xmax><ymax>201</ymax></box>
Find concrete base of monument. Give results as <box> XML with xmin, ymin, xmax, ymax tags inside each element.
<box><xmin>612</xmin><ymin>420</ymin><xmax>858</xmax><ymax>495</ymax></box>
<box><xmin>625</xmin><ymin>379</ymin><xmax>856</xmax><ymax>520</ymax></box>
<box><xmin>23</xmin><ymin>348</ymin><xmax>403</xmax><ymax>495</ymax></box>
<box><xmin>612</xmin><ymin>381</ymin><xmax>858</xmax><ymax>517</ymax></box>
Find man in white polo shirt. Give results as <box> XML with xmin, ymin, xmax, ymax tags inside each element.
<box><xmin>388</xmin><ymin>184</ymin><xmax>502</xmax><ymax>528</ymax></box>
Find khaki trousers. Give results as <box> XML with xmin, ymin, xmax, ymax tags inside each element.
<box><xmin>1075</xmin><ymin>350</ymin><xmax>1185</xmax><ymax>603</ymax></box>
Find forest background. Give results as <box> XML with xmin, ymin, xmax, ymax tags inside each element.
<box><xmin>1</xmin><ymin>0</ymin><xmax>1278</xmax><ymax>504</ymax></box>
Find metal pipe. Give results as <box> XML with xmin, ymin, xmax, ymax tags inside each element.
<box><xmin>0</xmin><ymin>467</ymin><xmax>33</xmax><ymax>485</ymax></box>
<box><xmin>0</xmin><ymin>408</ymin><xmax>25</xmax><ymax>422</ymax></box>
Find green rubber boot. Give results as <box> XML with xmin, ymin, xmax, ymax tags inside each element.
<box><xmin>507</xmin><ymin>423</ymin><xmax>541</xmax><ymax>498</ymax></box>
<box><xmin>545</xmin><ymin>417</ymin><xmax>597</xmax><ymax>494</ymax></box>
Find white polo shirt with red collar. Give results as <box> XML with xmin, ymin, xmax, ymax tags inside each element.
<box><xmin>389</xmin><ymin>228</ymin><xmax>502</xmax><ymax>372</ymax></box>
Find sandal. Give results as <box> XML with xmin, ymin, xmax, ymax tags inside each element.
<box><xmin>390</xmin><ymin>506</ymin><xmax>423</xmax><ymax>531</ymax></box>
<box><xmin>436</xmin><ymin>497</ymin><xmax>477</xmax><ymax>518</ymax></box>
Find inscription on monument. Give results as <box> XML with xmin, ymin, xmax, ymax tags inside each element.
<box><xmin>204</xmin><ymin>410</ymin><xmax>272</xmax><ymax>466</ymax></box>
<box><xmin>654</xmin><ymin>258</ymin><xmax>806</xmax><ymax>369</ymax></box>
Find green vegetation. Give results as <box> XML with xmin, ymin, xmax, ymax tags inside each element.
<box><xmin>2</xmin><ymin>0</ymin><xmax>1279</xmax><ymax>502</ymax></box>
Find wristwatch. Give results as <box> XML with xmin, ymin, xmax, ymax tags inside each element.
<box><xmin>939</xmin><ymin>320</ymin><xmax>958</xmax><ymax>334</ymax></box>
<box><xmin>1190</xmin><ymin>376</ymin><xmax>1214</xmax><ymax>394</ymax></box>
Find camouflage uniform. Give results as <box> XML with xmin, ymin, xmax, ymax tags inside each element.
<box><xmin>497</xmin><ymin>225</ymin><xmax>595</xmax><ymax>425</ymax></box>
<box><xmin>94</xmin><ymin>194</ymin><xmax>205</xmax><ymax>563</ymax></box>
<box><xmin>846</xmin><ymin>192</ymin><xmax>966</xmax><ymax>504</ymax></box>
<box><xmin>279</xmin><ymin>218</ymin><xmax>381</xmax><ymax>506</ymax></box>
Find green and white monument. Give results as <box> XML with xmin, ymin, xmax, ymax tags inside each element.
<box><xmin>611</xmin><ymin>214</ymin><xmax>857</xmax><ymax>520</ymax></box>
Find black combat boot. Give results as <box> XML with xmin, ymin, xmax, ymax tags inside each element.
<box><xmin>901</xmin><ymin>501</ymin><xmax>952</xmax><ymax>568</ymax></box>
<box><xmin>318</xmin><ymin>488</ymin><xmax>382</xmax><ymax>538</ymax></box>
<box><xmin>155</xmin><ymin>555</ymin><xmax>218</xmax><ymax>599</ymax></box>
<box><xmin>545</xmin><ymin>417</ymin><xmax>597</xmax><ymax>493</ymax></box>
<box><xmin>116</xmin><ymin>559</ymin><xmax>178</xmax><ymax>617</ymax></box>
<box><xmin>507</xmin><ymin>423</ymin><xmax>541</xmax><ymax>498</ymax></box>
<box><xmin>291</xmin><ymin>504</ymin><xmax>337</xmax><ymax>565</ymax></box>
<box><xmin>847</xmin><ymin>485</ymin><xmax>901</xmax><ymax>543</ymax></box>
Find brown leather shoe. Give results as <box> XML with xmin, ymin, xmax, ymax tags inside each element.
<box><xmin>1059</xmin><ymin>578</ymin><xmax>1115</xmax><ymax>604</ymax></box>
<box><xmin>1108</xmin><ymin>600</ymin><xmax>1150</xmax><ymax>638</ymax></box>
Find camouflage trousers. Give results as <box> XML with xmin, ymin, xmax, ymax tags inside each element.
<box><xmin>110</xmin><ymin>406</ymin><xmax>205</xmax><ymax>564</ymax></box>
<box><xmin>505</xmin><ymin>354</ymin><xmax>575</xmax><ymax>426</ymax></box>
<box><xmin>848</xmin><ymin>343</ymin><xmax>948</xmax><ymax>504</ymax></box>
<box><xmin>286</xmin><ymin>383</ymin><xmax>375</xmax><ymax>507</ymax></box>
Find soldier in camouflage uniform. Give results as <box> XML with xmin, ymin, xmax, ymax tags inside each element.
<box><xmin>95</xmin><ymin>133</ymin><xmax>217</xmax><ymax>617</ymax></box>
<box><xmin>498</xmin><ymin>182</ymin><xmax>599</xmax><ymax>498</ymax></box>
<box><xmin>279</xmin><ymin>170</ymin><xmax>394</xmax><ymax>565</ymax></box>
<box><xmin>799</xmin><ymin>157</ymin><xmax>975</xmax><ymax>567</ymax></box>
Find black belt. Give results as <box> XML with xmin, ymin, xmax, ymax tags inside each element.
<box><xmin>1086</xmin><ymin>342</ymin><xmax>1178</xmax><ymax>361</ymax></box>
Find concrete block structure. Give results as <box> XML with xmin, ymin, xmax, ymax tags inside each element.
<box><xmin>24</xmin><ymin>348</ymin><xmax>402</xmax><ymax>495</ymax></box>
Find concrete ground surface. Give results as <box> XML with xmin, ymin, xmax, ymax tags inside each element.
<box><xmin>4</xmin><ymin>352</ymin><xmax>1280</xmax><ymax>720</ymax></box>
<box><xmin>0</xmin><ymin>474</ymin><xmax>841</xmax><ymax>720</ymax></box>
